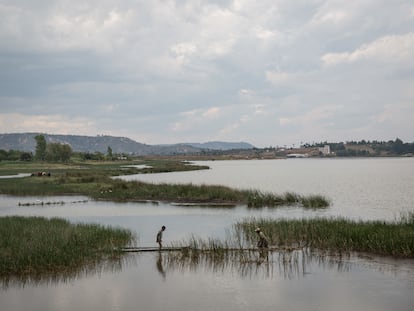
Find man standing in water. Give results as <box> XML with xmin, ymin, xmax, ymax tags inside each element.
<box><xmin>255</xmin><ymin>227</ymin><xmax>269</xmax><ymax>249</ymax></box>
<box><xmin>156</xmin><ymin>226</ymin><xmax>166</xmax><ymax>249</ymax></box>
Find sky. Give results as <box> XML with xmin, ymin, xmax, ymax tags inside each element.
<box><xmin>1</xmin><ymin>0</ymin><xmax>413</xmax><ymax>148</ymax></box>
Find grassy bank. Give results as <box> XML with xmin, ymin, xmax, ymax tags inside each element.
<box><xmin>0</xmin><ymin>216</ymin><xmax>135</xmax><ymax>277</ymax></box>
<box><xmin>235</xmin><ymin>214</ymin><xmax>414</xmax><ymax>258</ymax></box>
<box><xmin>0</xmin><ymin>160</ymin><xmax>330</xmax><ymax>208</ymax></box>
<box><xmin>100</xmin><ymin>180</ymin><xmax>330</xmax><ymax>208</ymax></box>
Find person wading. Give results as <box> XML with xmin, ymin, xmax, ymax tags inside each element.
<box><xmin>156</xmin><ymin>226</ymin><xmax>166</xmax><ymax>250</ymax></box>
<box><xmin>255</xmin><ymin>227</ymin><xmax>269</xmax><ymax>249</ymax></box>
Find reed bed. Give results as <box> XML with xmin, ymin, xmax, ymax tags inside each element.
<box><xmin>162</xmin><ymin>213</ymin><xmax>413</xmax><ymax>262</ymax></box>
<box><xmin>246</xmin><ymin>190</ymin><xmax>329</xmax><ymax>208</ymax></box>
<box><xmin>0</xmin><ymin>216</ymin><xmax>135</xmax><ymax>277</ymax></box>
<box><xmin>159</xmin><ymin>218</ymin><xmax>414</xmax><ymax>279</ymax></box>
<box><xmin>96</xmin><ymin>179</ymin><xmax>330</xmax><ymax>208</ymax></box>
<box><xmin>235</xmin><ymin>214</ymin><xmax>414</xmax><ymax>258</ymax></box>
<box><xmin>168</xmin><ymin>235</ymin><xmax>253</xmax><ymax>271</ymax></box>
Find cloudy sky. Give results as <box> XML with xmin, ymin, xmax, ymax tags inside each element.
<box><xmin>1</xmin><ymin>0</ymin><xmax>413</xmax><ymax>147</ymax></box>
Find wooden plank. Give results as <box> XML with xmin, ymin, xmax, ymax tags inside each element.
<box><xmin>119</xmin><ymin>247</ymin><xmax>189</xmax><ymax>253</ymax></box>
<box><xmin>118</xmin><ymin>246</ymin><xmax>304</xmax><ymax>253</ymax></box>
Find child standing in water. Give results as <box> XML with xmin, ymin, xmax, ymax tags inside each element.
<box><xmin>156</xmin><ymin>226</ymin><xmax>166</xmax><ymax>249</ymax></box>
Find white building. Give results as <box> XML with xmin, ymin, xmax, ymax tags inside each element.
<box><xmin>318</xmin><ymin>145</ymin><xmax>330</xmax><ymax>155</ymax></box>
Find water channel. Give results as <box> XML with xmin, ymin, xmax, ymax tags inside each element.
<box><xmin>1</xmin><ymin>158</ymin><xmax>413</xmax><ymax>310</ymax></box>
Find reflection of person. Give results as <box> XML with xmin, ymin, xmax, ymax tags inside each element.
<box><xmin>156</xmin><ymin>252</ymin><xmax>167</xmax><ymax>280</ymax></box>
<box><xmin>156</xmin><ymin>226</ymin><xmax>166</xmax><ymax>249</ymax></box>
<box><xmin>255</xmin><ymin>227</ymin><xmax>269</xmax><ymax>249</ymax></box>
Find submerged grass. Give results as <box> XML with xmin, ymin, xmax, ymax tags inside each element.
<box><xmin>0</xmin><ymin>216</ymin><xmax>135</xmax><ymax>277</ymax></box>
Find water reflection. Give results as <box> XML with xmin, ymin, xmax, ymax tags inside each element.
<box><xmin>1</xmin><ymin>254</ymin><xmax>136</xmax><ymax>290</ymax></box>
<box><xmin>156</xmin><ymin>248</ymin><xmax>357</xmax><ymax>280</ymax></box>
<box><xmin>156</xmin><ymin>252</ymin><xmax>167</xmax><ymax>280</ymax></box>
<box><xmin>151</xmin><ymin>247</ymin><xmax>414</xmax><ymax>282</ymax></box>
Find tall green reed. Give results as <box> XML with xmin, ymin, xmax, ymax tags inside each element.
<box><xmin>0</xmin><ymin>216</ymin><xmax>135</xmax><ymax>277</ymax></box>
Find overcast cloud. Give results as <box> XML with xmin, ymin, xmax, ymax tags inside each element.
<box><xmin>1</xmin><ymin>0</ymin><xmax>413</xmax><ymax>147</ymax></box>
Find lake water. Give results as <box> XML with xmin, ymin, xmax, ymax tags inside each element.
<box><xmin>119</xmin><ymin>157</ymin><xmax>414</xmax><ymax>221</ymax></box>
<box><xmin>1</xmin><ymin>158</ymin><xmax>413</xmax><ymax>310</ymax></box>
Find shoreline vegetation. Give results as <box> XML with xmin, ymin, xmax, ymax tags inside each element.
<box><xmin>1</xmin><ymin>214</ymin><xmax>412</xmax><ymax>279</ymax></box>
<box><xmin>236</xmin><ymin>215</ymin><xmax>414</xmax><ymax>258</ymax></box>
<box><xmin>169</xmin><ymin>214</ymin><xmax>414</xmax><ymax>259</ymax></box>
<box><xmin>0</xmin><ymin>160</ymin><xmax>330</xmax><ymax>208</ymax></box>
<box><xmin>0</xmin><ymin>216</ymin><xmax>135</xmax><ymax>278</ymax></box>
<box><xmin>0</xmin><ymin>159</ymin><xmax>412</xmax><ymax>281</ymax></box>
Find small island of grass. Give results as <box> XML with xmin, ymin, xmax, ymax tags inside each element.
<box><xmin>0</xmin><ymin>216</ymin><xmax>135</xmax><ymax>277</ymax></box>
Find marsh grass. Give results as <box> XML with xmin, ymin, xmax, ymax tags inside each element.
<box><xmin>235</xmin><ymin>215</ymin><xmax>414</xmax><ymax>258</ymax></box>
<box><xmin>162</xmin><ymin>213</ymin><xmax>413</xmax><ymax>264</ymax></box>
<box><xmin>0</xmin><ymin>160</ymin><xmax>330</xmax><ymax>208</ymax></box>
<box><xmin>155</xmin><ymin>216</ymin><xmax>413</xmax><ymax>282</ymax></box>
<box><xmin>96</xmin><ymin>180</ymin><xmax>330</xmax><ymax>208</ymax></box>
<box><xmin>246</xmin><ymin>191</ymin><xmax>329</xmax><ymax>208</ymax></box>
<box><xmin>0</xmin><ymin>216</ymin><xmax>135</xmax><ymax>277</ymax></box>
<box><xmin>136</xmin><ymin>160</ymin><xmax>209</xmax><ymax>174</ymax></box>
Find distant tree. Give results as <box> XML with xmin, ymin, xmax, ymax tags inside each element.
<box><xmin>20</xmin><ymin>152</ymin><xmax>33</xmax><ymax>161</ymax></box>
<box><xmin>0</xmin><ymin>149</ymin><xmax>16</xmax><ymax>161</ymax></box>
<box><xmin>59</xmin><ymin>144</ymin><xmax>72</xmax><ymax>162</ymax></box>
<box><xmin>82</xmin><ymin>152</ymin><xmax>105</xmax><ymax>161</ymax></box>
<box><xmin>0</xmin><ymin>150</ymin><xmax>6</xmax><ymax>161</ymax></box>
<box><xmin>0</xmin><ymin>150</ymin><xmax>32</xmax><ymax>161</ymax></box>
<box><xmin>35</xmin><ymin>135</ymin><xmax>47</xmax><ymax>161</ymax></box>
<box><xmin>45</xmin><ymin>143</ymin><xmax>72</xmax><ymax>162</ymax></box>
<box><xmin>107</xmin><ymin>146</ymin><xmax>113</xmax><ymax>160</ymax></box>
<box><xmin>329</xmin><ymin>142</ymin><xmax>345</xmax><ymax>152</ymax></box>
<box><xmin>392</xmin><ymin>138</ymin><xmax>404</xmax><ymax>154</ymax></box>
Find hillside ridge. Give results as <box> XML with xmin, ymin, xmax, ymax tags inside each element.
<box><xmin>0</xmin><ymin>133</ymin><xmax>255</xmax><ymax>155</ymax></box>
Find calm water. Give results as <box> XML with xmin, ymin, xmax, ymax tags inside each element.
<box><xmin>120</xmin><ymin>157</ymin><xmax>414</xmax><ymax>220</ymax></box>
<box><xmin>1</xmin><ymin>158</ymin><xmax>413</xmax><ymax>310</ymax></box>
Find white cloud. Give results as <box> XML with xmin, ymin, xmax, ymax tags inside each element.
<box><xmin>322</xmin><ymin>32</ymin><xmax>414</xmax><ymax>66</ymax></box>
<box><xmin>279</xmin><ymin>104</ymin><xmax>343</xmax><ymax>127</ymax></box>
<box><xmin>315</xmin><ymin>10</ymin><xmax>348</xmax><ymax>24</ymax></box>
<box><xmin>219</xmin><ymin>122</ymin><xmax>240</xmax><ymax>136</ymax></box>
<box><xmin>265</xmin><ymin>70</ymin><xmax>294</xmax><ymax>86</ymax></box>
<box><xmin>239</xmin><ymin>89</ymin><xmax>252</xmax><ymax>95</ymax></box>
<box><xmin>203</xmin><ymin>107</ymin><xmax>221</xmax><ymax>118</ymax></box>
<box><xmin>0</xmin><ymin>113</ymin><xmax>96</xmax><ymax>135</ymax></box>
<box><xmin>170</xmin><ymin>42</ymin><xmax>197</xmax><ymax>64</ymax></box>
<box><xmin>254</xmin><ymin>26</ymin><xmax>275</xmax><ymax>40</ymax></box>
<box><xmin>1</xmin><ymin>0</ymin><xmax>414</xmax><ymax>147</ymax></box>
<box><xmin>252</xmin><ymin>104</ymin><xmax>265</xmax><ymax>115</ymax></box>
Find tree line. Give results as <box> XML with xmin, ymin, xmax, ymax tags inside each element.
<box><xmin>304</xmin><ymin>138</ymin><xmax>414</xmax><ymax>156</ymax></box>
<box><xmin>0</xmin><ymin>135</ymin><xmax>123</xmax><ymax>162</ymax></box>
<box><xmin>0</xmin><ymin>135</ymin><xmax>72</xmax><ymax>162</ymax></box>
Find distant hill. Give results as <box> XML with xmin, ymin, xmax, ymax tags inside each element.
<box><xmin>186</xmin><ymin>141</ymin><xmax>255</xmax><ymax>150</ymax></box>
<box><xmin>0</xmin><ymin>133</ymin><xmax>255</xmax><ymax>155</ymax></box>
